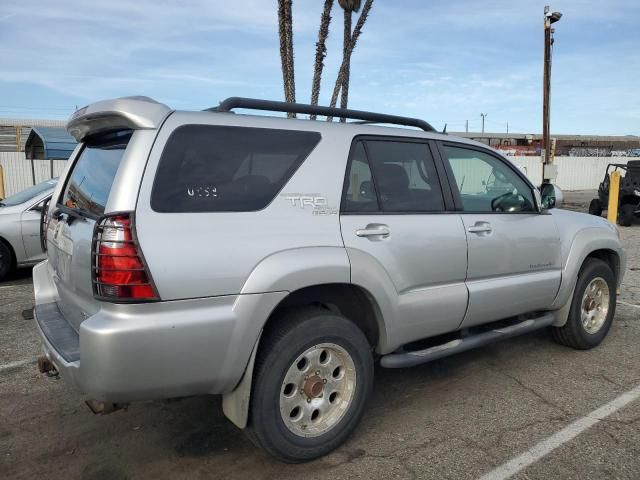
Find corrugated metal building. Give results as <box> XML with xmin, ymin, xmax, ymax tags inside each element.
<box><xmin>0</xmin><ymin>118</ymin><xmax>71</xmax><ymax>197</ymax></box>
<box><xmin>0</xmin><ymin>118</ymin><xmax>66</xmax><ymax>153</ymax></box>
<box><xmin>453</xmin><ymin>132</ymin><xmax>640</xmax><ymax>156</ymax></box>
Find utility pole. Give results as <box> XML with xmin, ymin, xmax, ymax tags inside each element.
<box><xmin>506</xmin><ymin>121</ymin><xmax>509</xmax><ymax>134</ymax></box>
<box><xmin>465</xmin><ymin>120</ymin><xmax>469</xmax><ymax>133</ymax></box>
<box><xmin>480</xmin><ymin>113</ymin><xmax>487</xmax><ymax>134</ymax></box>
<box><xmin>542</xmin><ymin>6</ymin><xmax>562</xmax><ymax>183</ymax></box>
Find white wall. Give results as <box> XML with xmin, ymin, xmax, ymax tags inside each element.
<box><xmin>511</xmin><ymin>156</ymin><xmax>638</xmax><ymax>190</ymax></box>
<box><xmin>0</xmin><ymin>152</ymin><xmax>66</xmax><ymax>197</ymax></box>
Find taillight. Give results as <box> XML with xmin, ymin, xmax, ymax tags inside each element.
<box><xmin>93</xmin><ymin>213</ymin><xmax>159</xmax><ymax>301</ymax></box>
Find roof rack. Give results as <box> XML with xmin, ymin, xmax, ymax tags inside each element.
<box><xmin>207</xmin><ymin>97</ymin><xmax>436</xmax><ymax>132</ymax></box>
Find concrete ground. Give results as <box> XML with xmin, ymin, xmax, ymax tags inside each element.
<box><xmin>1</xmin><ymin>191</ymin><xmax>639</xmax><ymax>480</ymax></box>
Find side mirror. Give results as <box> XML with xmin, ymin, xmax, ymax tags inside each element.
<box><xmin>540</xmin><ymin>183</ymin><xmax>563</xmax><ymax>209</ymax></box>
<box><xmin>30</xmin><ymin>198</ymin><xmax>49</xmax><ymax>213</ymax></box>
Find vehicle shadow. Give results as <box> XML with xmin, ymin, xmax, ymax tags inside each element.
<box><xmin>1</xmin><ymin>266</ymin><xmax>34</xmax><ymax>286</ymax></box>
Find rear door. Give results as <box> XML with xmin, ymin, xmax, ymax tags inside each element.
<box><xmin>340</xmin><ymin>137</ymin><xmax>468</xmax><ymax>347</ymax></box>
<box><xmin>47</xmin><ymin>130</ymin><xmax>132</xmax><ymax>331</ymax></box>
<box><xmin>439</xmin><ymin>142</ymin><xmax>562</xmax><ymax>327</ymax></box>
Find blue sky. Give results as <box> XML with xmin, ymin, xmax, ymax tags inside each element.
<box><xmin>0</xmin><ymin>0</ymin><xmax>638</xmax><ymax>135</ymax></box>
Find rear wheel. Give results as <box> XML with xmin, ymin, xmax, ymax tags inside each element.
<box><xmin>619</xmin><ymin>203</ymin><xmax>635</xmax><ymax>227</ymax></box>
<box><xmin>552</xmin><ymin>258</ymin><xmax>616</xmax><ymax>349</ymax></box>
<box><xmin>588</xmin><ymin>198</ymin><xmax>603</xmax><ymax>217</ymax></box>
<box><xmin>247</xmin><ymin>307</ymin><xmax>373</xmax><ymax>463</ymax></box>
<box><xmin>0</xmin><ymin>240</ymin><xmax>14</xmax><ymax>282</ymax></box>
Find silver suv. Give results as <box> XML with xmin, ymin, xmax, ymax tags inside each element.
<box><xmin>34</xmin><ymin>96</ymin><xmax>625</xmax><ymax>462</ymax></box>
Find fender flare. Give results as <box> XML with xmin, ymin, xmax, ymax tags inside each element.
<box><xmin>549</xmin><ymin>227</ymin><xmax>625</xmax><ymax>326</ymax></box>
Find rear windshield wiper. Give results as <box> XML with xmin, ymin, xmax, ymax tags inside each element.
<box><xmin>56</xmin><ymin>203</ymin><xmax>99</xmax><ymax>221</ymax></box>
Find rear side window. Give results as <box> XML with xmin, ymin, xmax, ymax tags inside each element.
<box><xmin>60</xmin><ymin>130</ymin><xmax>131</xmax><ymax>217</ymax></box>
<box><xmin>342</xmin><ymin>139</ymin><xmax>445</xmax><ymax>212</ymax></box>
<box><xmin>151</xmin><ymin>125</ymin><xmax>321</xmax><ymax>212</ymax></box>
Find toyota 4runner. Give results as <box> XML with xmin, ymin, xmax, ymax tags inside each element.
<box><xmin>33</xmin><ymin>96</ymin><xmax>625</xmax><ymax>462</ymax></box>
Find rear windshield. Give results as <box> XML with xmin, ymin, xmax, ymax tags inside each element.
<box><xmin>60</xmin><ymin>130</ymin><xmax>131</xmax><ymax>217</ymax></box>
<box><xmin>151</xmin><ymin>125</ymin><xmax>321</xmax><ymax>212</ymax></box>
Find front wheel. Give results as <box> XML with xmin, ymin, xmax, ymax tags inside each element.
<box><xmin>247</xmin><ymin>307</ymin><xmax>373</xmax><ymax>463</ymax></box>
<box><xmin>552</xmin><ymin>258</ymin><xmax>616</xmax><ymax>349</ymax></box>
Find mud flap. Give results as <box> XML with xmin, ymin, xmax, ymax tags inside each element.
<box><xmin>551</xmin><ymin>281</ymin><xmax>576</xmax><ymax>327</ymax></box>
<box><xmin>222</xmin><ymin>334</ymin><xmax>261</xmax><ymax>429</ymax></box>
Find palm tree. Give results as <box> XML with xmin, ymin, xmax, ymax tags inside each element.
<box><xmin>278</xmin><ymin>0</ymin><xmax>296</xmax><ymax>117</ymax></box>
<box><xmin>337</xmin><ymin>0</ymin><xmax>360</xmax><ymax>121</ymax></box>
<box><xmin>310</xmin><ymin>0</ymin><xmax>334</xmax><ymax>120</ymax></box>
<box><xmin>328</xmin><ymin>0</ymin><xmax>374</xmax><ymax>120</ymax></box>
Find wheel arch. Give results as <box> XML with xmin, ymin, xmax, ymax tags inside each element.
<box><xmin>223</xmin><ymin>281</ymin><xmax>386</xmax><ymax>429</ymax></box>
<box><xmin>0</xmin><ymin>234</ymin><xmax>17</xmax><ymax>272</ymax></box>
<box><xmin>551</xmin><ymin>244</ymin><xmax>622</xmax><ymax>327</ymax></box>
<box><xmin>265</xmin><ymin>283</ymin><xmax>385</xmax><ymax>349</ymax></box>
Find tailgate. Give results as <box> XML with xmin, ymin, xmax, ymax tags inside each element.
<box><xmin>47</xmin><ymin>130</ymin><xmax>132</xmax><ymax>331</ymax></box>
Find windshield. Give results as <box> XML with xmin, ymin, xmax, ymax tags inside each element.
<box><xmin>0</xmin><ymin>178</ymin><xmax>57</xmax><ymax>207</ymax></box>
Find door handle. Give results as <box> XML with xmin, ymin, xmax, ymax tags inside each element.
<box><xmin>356</xmin><ymin>225</ymin><xmax>390</xmax><ymax>238</ymax></box>
<box><xmin>467</xmin><ymin>222</ymin><xmax>492</xmax><ymax>234</ymax></box>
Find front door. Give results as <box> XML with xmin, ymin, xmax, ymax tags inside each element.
<box><xmin>20</xmin><ymin>195</ymin><xmax>51</xmax><ymax>263</ymax></box>
<box><xmin>440</xmin><ymin>143</ymin><xmax>562</xmax><ymax>327</ymax></box>
<box><xmin>340</xmin><ymin>138</ymin><xmax>468</xmax><ymax>350</ymax></box>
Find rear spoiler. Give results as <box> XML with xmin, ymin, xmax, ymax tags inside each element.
<box><xmin>67</xmin><ymin>96</ymin><xmax>172</xmax><ymax>142</ymax></box>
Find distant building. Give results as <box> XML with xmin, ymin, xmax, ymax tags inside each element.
<box><xmin>0</xmin><ymin>118</ymin><xmax>66</xmax><ymax>153</ymax></box>
<box><xmin>452</xmin><ymin>132</ymin><xmax>640</xmax><ymax>157</ymax></box>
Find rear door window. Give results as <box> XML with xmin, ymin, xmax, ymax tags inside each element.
<box><xmin>60</xmin><ymin>130</ymin><xmax>131</xmax><ymax>217</ymax></box>
<box><xmin>151</xmin><ymin>125</ymin><xmax>321</xmax><ymax>212</ymax></box>
<box><xmin>342</xmin><ymin>139</ymin><xmax>445</xmax><ymax>212</ymax></box>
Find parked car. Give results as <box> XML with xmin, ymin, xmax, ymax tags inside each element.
<box><xmin>34</xmin><ymin>97</ymin><xmax>625</xmax><ymax>462</ymax></box>
<box><xmin>0</xmin><ymin>179</ymin><xmax>56</xmax><ymax>281</ymax></box>
<box><xmin>589</xmin><ymin>161</ymin><xmax>640</xmax><ymax>226</ymax></box>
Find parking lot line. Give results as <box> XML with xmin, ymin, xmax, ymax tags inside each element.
<box><xmin>617</xmin><ymin>300</ymin><xmax>640</xmax><ymax>309</ymax></box>
<box><xmin>477</xmin><ymin>383</ymin><xmax>640</xmax><ymax>480</ymax></box>
<box><xmin>0</xmin><ymin>359</ymin><xmax>35</xmax><ymax>373</ymax></box>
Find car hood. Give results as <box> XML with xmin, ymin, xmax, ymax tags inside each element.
<box><xmin>550</xmin><ymin>207</ymin><xmax>618</xmax><ymax>233</ymax></box>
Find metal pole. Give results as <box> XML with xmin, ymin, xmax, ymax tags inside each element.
<box><xmin>0</xmin><ymin>165</ymin><xmax>5</xmax><ymax>199</ymax></box>
<box><xmin>543</xmin><ymin>6</ymin><xmax>552</xmax><ymax>172</ymax></box>
<box><xmin>507</xmin><ymin>122</ymin><xmax>509</xmax><ymax>134</ymax></box>
<box><xmin>480</xmin><ymin>113</ymin><xmax>487</xmax><ymax>134</ymax></box>
<box><xmin>607</xmin><ymin>170</ymin><xmax>621</xmax><ymax>224</ymax></box>
<box><xmin>465</xmin><ymin>120</ymin><xmax>468</xmax><ymax>133</ymax></box>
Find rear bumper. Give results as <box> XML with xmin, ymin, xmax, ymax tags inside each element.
<box><xmin>32</xmin><ymin>261</ymin><xmax>287</xmax><ymax>403</ymax></box>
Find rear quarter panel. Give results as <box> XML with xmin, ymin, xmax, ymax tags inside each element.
<box><xmin>134</xmin><ymin>112</ymin><xmax>352</xmax><ymax>300</ymax></box>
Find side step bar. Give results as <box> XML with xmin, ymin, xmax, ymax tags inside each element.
<box><xmin>380</xmin><ymin>313</ymin><xmax>555</xmax><ymax>369</ymax></box>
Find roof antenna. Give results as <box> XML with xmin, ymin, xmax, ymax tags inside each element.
<box><xmin>442</xmin><ymin>123</ymin><xmax>447</xmax><ymax>134</ymax></box>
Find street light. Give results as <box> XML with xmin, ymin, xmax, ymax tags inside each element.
<box><xmin>542</xmin><ymin>5</ymin><xmax>562</xmax><ymax>183</ymax></box>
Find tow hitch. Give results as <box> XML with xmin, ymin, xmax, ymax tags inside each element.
<box><xmin>37</xmin><ymin>356</ymin><xmax>58</xmax><ymax>377</ymax></box>
<box><xmin>85</xmin><ymin>399</ymin><xmax>129</xmax><ymax>415</ymax></box>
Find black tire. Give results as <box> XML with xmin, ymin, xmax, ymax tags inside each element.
<box><xmin>619</xmin><ymin>203</ymin><xmax>635</xmax><ymax>227</ymax></box>
<box><xmin>551</xmin><ymin>258</ymin><xmax>616</xmax><ymax>350</ymax></box>
<box><xmin>247</xmin><ymin>307</ymin><xmax>373</xmax><ymax>463</ymax></box>
<box><xmin>588</xmin><ymin>198</ymin><xmax>603</xmax><ymax>217</ymax></box>
<box><xmin>0</xmin><ymin>240</ymin><xmax>14</xmax><ymax>282</ymax></box>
